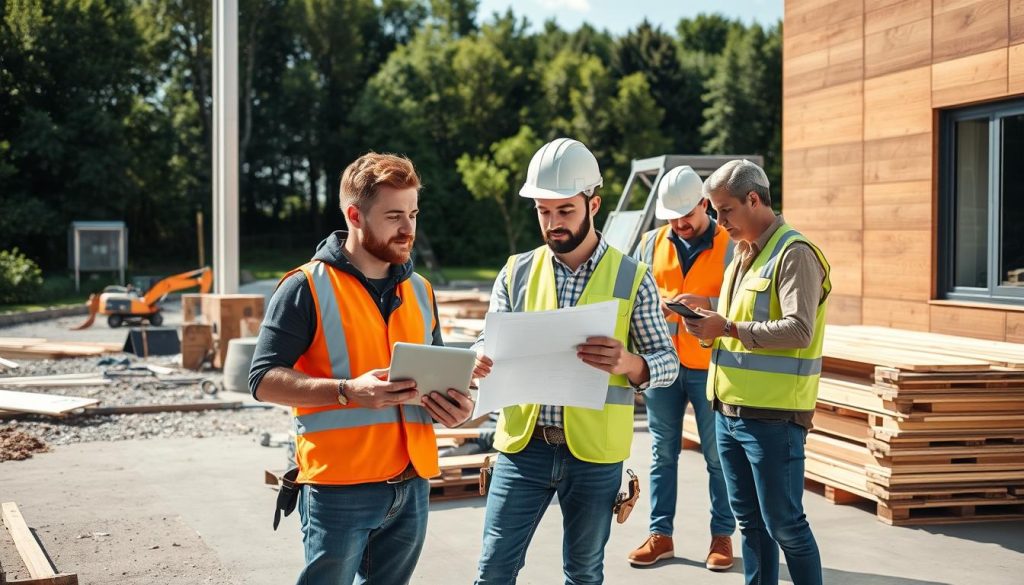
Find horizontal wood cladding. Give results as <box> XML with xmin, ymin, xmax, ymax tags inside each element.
<box><xmin>932</xmin><ymin>48</ymin><xmax>1009</xmax><ymax>107</ymax></box>
<box><xmin>800</xmin><ymin>229</ymin><xmax>863</xmax><ymax>297</ymax></box>
<box><xmin>785</xmin><ymin>39</ymin><xmax>864</xmax><ymax>96</ymax></box>
<box><xmin>1011</xmin><ymin>43</ymin><xmax>1024</xmax><ymax>94</ymax></box>
<box><xmin>864</xmin><ymin>66</ymin><xmax>932</xmax><ymax>140</ymax></box>
<box><xmin>786</xmin><ymin>0</ymin><xmax>865</xmax><ymax>39</ymax></box>
<box><xmin>862</xmin><ymin>297</ymin><xmax>931</xmax><ymax>330</ymax></box>
<box><xmin>1013</xmin><ymin>0</ymin><xmax>1024</xmax><ymax>44</ymax></box>
<box><xmin>862</xmin><ymin>230</ymin><xmax>932</xmax><ymax>302</ymax></box>
<box><xmin>865</xmin><ymin>15</ymin><xmax>932</xmax><ymax>78</ymax></box>
<box><xmin>827</xmin><ymin>293</ymin><xmax>864</xmax><ymax>325</ymax></box>
<box><xmin>929</xmin><ymin>304</ymin><xmax>1008</xmax><ymax>341</ymax></box>
<box><xmin>785</xmin><ymin>81</ymin><xmax>863</xmax><ymax>150</ymax></box>
<box><xmin>1005</xmin><ymin>310</ymin><xmax>1024</xmax><ymax>342</ymax></box>
<box><xmin>932</xmin><ymin>0</ymin><xmax>1008</xmax><ymax>63</ymax></box>
<box><xmin>863</xmin><ymin>180</ymin><xmax>933</xmax><ymax>231</ymax></box>
<box><xmin>863</xmin><ymin>133</ymin><xmax>932</xmax><ymax>184</ymax></box>
<box><xmin>866</xmin><ymin>0</ymin><xmax>932</xmax><ymax>34</ymax></box>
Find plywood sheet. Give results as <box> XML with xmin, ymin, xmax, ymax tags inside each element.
<box><xmin>785</xmin><ymin>81</ymin><xmax>863</xmax><ymax>150</ymax></box>
<box><xmin>1012</xmin><ymin>0</ymin><xmax>1024</xmax><ymax>44</ymax></box>
<box><xmin>1010</xmin><ymin>43</ymin><xmax>1024</xmax><ymax>94</ymax></box>
<box><xmin>862</xmin><ymin>229</ymin><xmax>932</xmax><ymax>301</ymax></box>
<box><xmin>933</xmin><ymin>0</ymin><xmax>1009</xmax><ymax>63</ymax></box>
<box><xmin>864</xmin><ymin>66</ymin><xmax>932</xmax><ymax>140</ymax></box>
<box><xmin>862</xmin><ymin>298</ymin><xmax>931</xmax><ymax>331</ymax></box>
<box><xmin>865</xmin><ymin>17</ymin><xmax>932</xmax><ymax>79</ymax></box>
<box><xmin>932</xmin><ymin>48</ymin><xmax>1009</xmax><ymax>107</ymax></box>
<box><xmin>0</xmin><ymin>389</ymin><xmax>98</xmax><ymax>415</ymax></box>
<box><xmin>863</xmin><ymin>133</ymin><xmax>932</xmax><ymax>184</ymax></box>
<box><xmin>929</xmin><ymin>304</ymin><xmax>1008</xmax><ymax>342</ymax></box>
<box><xmin>800</xmin><ymin>229</ymin><xmax>863</xmax><ymax>297</ymax></box>
<box><xmin>863</xmin><ymin>180</ymin><xmax>932</xmax><ymax>231</ymax></box>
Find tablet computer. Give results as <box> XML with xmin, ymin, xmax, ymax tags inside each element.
<box><xmin>388</xmin><ymin>342</ymin><xmax>477</xmax><ymax>405</ymax></box>
<box><xmin>665</xmin><ymin>301</ymin><xmax>706</xmax><ymax>319</ymax></box>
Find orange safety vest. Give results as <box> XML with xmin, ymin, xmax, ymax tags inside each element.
<box><xmin>286</xmin><ymin>260</ymin><xmax>440</xmax><ymax>485</ymax></box>
<box><xmin>639</xmin><ymin>223</ymin><xmax>732</xmax><ymax>370</ymax></box>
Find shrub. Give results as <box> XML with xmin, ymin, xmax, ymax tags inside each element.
<box><xmin>0</xmin><ymin>248</ymin><xmax>44</xmax><ymax>304</ymax></box>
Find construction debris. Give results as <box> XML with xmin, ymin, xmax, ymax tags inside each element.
<box><xmin>0</xmin><ymin>428</ymin><xmax>48</xmax><ymax>462</ymax></box>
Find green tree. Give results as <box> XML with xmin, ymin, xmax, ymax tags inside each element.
<box><xmin>456</xmin><ymin>125</ymin><xmax>542</xmax><ymax>254</ymax></box>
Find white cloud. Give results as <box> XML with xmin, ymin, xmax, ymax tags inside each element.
<box><xmin>536</xmin><ymin>0</ymin><xmax>592</xmax><ymax>13</ymax></box>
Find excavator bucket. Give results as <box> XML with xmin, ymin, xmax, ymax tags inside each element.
<box><xmin>70</xmin><ymin>294</ymin><xmax>100</xmax><ymax>330</ymax></box>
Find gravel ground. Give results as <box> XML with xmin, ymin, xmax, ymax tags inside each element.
<box><xmin>1</xmin><ymin>355</ymin><xmax>291</xmax><ymax>456</ymax></box>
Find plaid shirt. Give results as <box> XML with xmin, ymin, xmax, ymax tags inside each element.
<box><xmin>474</xmin><ymin>237</ymin><xmax>678</xmax><ymax>428</ymax></box>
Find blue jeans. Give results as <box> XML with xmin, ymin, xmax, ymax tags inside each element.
<box><xmin>715</xmin><ymin>412</ymin><xmax>822</xmax><ymax>585</ymax></box>
<box><xmin>475</xmin><ymin>437</ymin><xmax>623</xmax><ymax>584</ymax></box>
<box><xmin>644</xmin><ymin>367</ymin><xmax>735</xmax><ymax>537</ymax></box>
<box><xmin>296</xmin><ymin>477</ymin><xmax>429</xmax><ymax>585</ymax></box>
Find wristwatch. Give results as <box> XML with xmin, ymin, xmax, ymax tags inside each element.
<box><xmin>724</xmin><ymin>319</ymin><xmax>735</xmax><ymax>338</ymax></box>
<box><xmin>337</xmin><ymin>379</ymin><xmax>349</xmax><ymax>406</ymax></box>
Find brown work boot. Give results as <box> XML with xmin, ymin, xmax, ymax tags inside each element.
<box><xmin>628</xmin><ymin>533</ymin><xmax>674</xmax><ymax>566</ymax></box>
<box><xmin>706</xmin><ymin>535</ymin><xmax>734</xmax><ymax>571</ymax></box>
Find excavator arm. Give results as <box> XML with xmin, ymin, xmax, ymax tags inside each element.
<box><xmin>141</xmin><ymin>267</ymin><xmax>212</xmax><ymax>308</ymax></box>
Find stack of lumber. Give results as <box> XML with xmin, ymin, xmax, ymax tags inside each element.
<box><xmin>0</xmin><ymin>338</ymin><xmax>123</xmax><ymax>360</ymax></box>
<box><xmin>681</xmin><ymin>325</ymin><xmax>1024</xmax><ymax>525</ymax></box>
<box><xmin>435</xmin><ymin>290</ymin><xmax>488</xmax><ymax>343</ymax></box>
<box><xmin>812</xmin><ymin>326</ymin><xmax>1024</xmax><ymax>525</ymax></box>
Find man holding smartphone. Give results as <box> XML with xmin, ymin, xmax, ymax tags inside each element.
<box><xmin>682</xmin><ymin>159</ymin><xmax>830</xmax><ymax>585</ymax></box>
<box><xmin>628</xmin><ymin>165</ymin><xmax>736</xmax><ymax>570</ymax></box>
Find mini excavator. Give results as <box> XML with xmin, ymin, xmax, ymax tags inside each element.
<box><xmin>72</xmin><ymin>267</ymin><xmax>212</xmax><ymax>329</ymax></box>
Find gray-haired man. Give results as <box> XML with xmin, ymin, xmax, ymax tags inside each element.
<box><xmin>681</xmin><ymin>160</ymin><xmax>830</xmax><ymax>585</ymax></box>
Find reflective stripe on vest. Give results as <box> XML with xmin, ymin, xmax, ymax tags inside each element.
<box><xmin>494</xmin><ymin>244</ymin><xmax>646</xmax><ymax>464</ymax></box>
<box><xmin>288</xmin><ymin>261</ymin><xmax>441</xmax><ymax>484</ymax></box>
<box><xmin>708</xmin><ymin>224</ymin><xmax>831</xmax><ymax>411</ymax></box>
<box><xmin>642</xmin><ymin>224</ymin><xmax>731</xmax><ymax>370</ymax></box>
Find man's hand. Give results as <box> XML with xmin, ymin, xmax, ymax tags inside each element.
<box><xmin>344</xmin><ymin>368</ymin><xmax>419</xmax><ymax>409</ymax></box>
<box><xmin>422</xmin><ymin>389</ymin><xmax>475</xmax><ymax>428</ymax></box>
<box><xmin>577</xmin><ymin>336</ymin><xmax>648</xmax><ymax>386</ymax></box>
<box><xmin>669</xmin><ymin>293</ymin><xmax>712</xmax><ymax>311</ymax></box>
<box><xmin>682</xmin><ymin>308</ymin><xmax>727</xmax><ymax>340</ymax></box>
<box><xmin>473</xmin><ymin>353</ymin><xmax>493</xmax><ymax>382</ymax></box>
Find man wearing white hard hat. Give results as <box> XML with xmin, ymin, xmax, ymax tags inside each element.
<box><xmin>470</xmin><ymin>138</ymin><xmax>678</xmax><ymax>584</ymax></box>
<box><xmin>627</xmin><ymin>166</ymin><xmax>736</xmax><ymax>571</ymax></box>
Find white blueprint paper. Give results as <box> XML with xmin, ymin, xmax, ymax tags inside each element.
<box><xmin>472</xmin><ymin>300</ymin><xmax>618</xmax><ymax>418</ymax></box>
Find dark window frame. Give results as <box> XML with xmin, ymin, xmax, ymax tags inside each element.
<box><xmin>939</xmin><ymin>98</ymin><xmax>1024</xmax><ymax>304</ymax></box>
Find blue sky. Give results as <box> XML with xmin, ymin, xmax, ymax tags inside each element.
<box><xmin>475</xmin><ymin>0</ymin><xmax>783</xmax><ymax>34</ymax></box>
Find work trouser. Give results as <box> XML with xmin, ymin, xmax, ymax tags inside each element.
<box><xmin>296</xmin><ymin>477</ymin><xmax>429</xmax><ymax>585</ymax></box>
<box><xmin>716</xmin><ymin>412</ymin><xmax>822</xmax><ymax>585</ymax></box>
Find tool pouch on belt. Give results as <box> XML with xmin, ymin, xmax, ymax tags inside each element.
<box><xmin>613</xmin><ymin>469</ymin><xmax>640</xmax><ymax>524</ymax></box>
<box><xmin>273</xmin><ymin>466</ymin><xmax>301</xmax><ymax>530</ymax></box>
<box><xmin>478</xmin><ymin>455</ymin><xmax>496</xmax><ymax>496</ymax></box>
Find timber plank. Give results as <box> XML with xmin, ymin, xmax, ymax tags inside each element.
<box><xmin>0</xmin><ymin>390</ymin><xmax>98</xmax><ymax>416</ymax></box>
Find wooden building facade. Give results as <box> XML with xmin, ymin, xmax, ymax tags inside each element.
<box><xmin>782</xmin><ymin>0</ymin><xmax>1024</xmax><ymax>340</ymax></box>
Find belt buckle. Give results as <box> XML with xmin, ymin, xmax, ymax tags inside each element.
<box><xmin>386</xmin><ymin>465</ymin><xmax>413</xmax><ymax>484</ymax></box>
<box><xmin>542</xmin><ymin>426</ymin><xmax>562</xmax><ymax>445</ymax></box>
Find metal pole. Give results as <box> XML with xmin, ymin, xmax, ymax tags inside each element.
<box><xmin>212</xmin><ymin>0</ymin><xmax>239</xmax><ymax>294</ymax></box>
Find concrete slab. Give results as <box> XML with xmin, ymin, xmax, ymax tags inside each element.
<box><xmin>1</xmin><ymin>432</ymin><xmax>1019</xmax><ymax>584</ymax></box>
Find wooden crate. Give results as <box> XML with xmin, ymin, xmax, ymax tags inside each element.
<box><xmin>181</xmin><ymin>294</ymin><xmax>265</xmax><ymax>368</ymax></box>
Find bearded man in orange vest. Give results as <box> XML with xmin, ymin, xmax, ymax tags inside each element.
<box><xmin>627</xmin><ymin>166</ymin><xmax>737</xmax><ymax>571</ymax></box>
<box><xmin>249</xmin><ymin>152</ymin><xmax>474</xmax><ymax>585</ymax></box>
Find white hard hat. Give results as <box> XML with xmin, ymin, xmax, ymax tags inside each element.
<box><xmin>655</xmin><ymin>166</ymin><xmax>705</xmax><ymax>220</ymax></box>
<box><xmin>519</xmin><ymin>138</ymin><xmax>603</xmax><ymax>199</ymax></box>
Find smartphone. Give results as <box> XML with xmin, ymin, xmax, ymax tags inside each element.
<box><xmin>665</xmin><ymin>301</ymin><xmax>706</xmax><ymax>319</ymax></box>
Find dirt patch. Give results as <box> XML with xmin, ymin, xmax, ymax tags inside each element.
<box><xmin>0</xmin><ymin>426</ymin><xmax>48</xmax><ymax>461</ymax></box>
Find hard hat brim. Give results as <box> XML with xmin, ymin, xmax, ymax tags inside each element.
<box><xmin>655</xmin><ymin>196</ymin><xmax>703</xmax><ymax>220</ymax></box>
<box><xmin>519</xmin><ymin>181</ymin><xmax>602</xmax><ymax>200</ymax></box>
